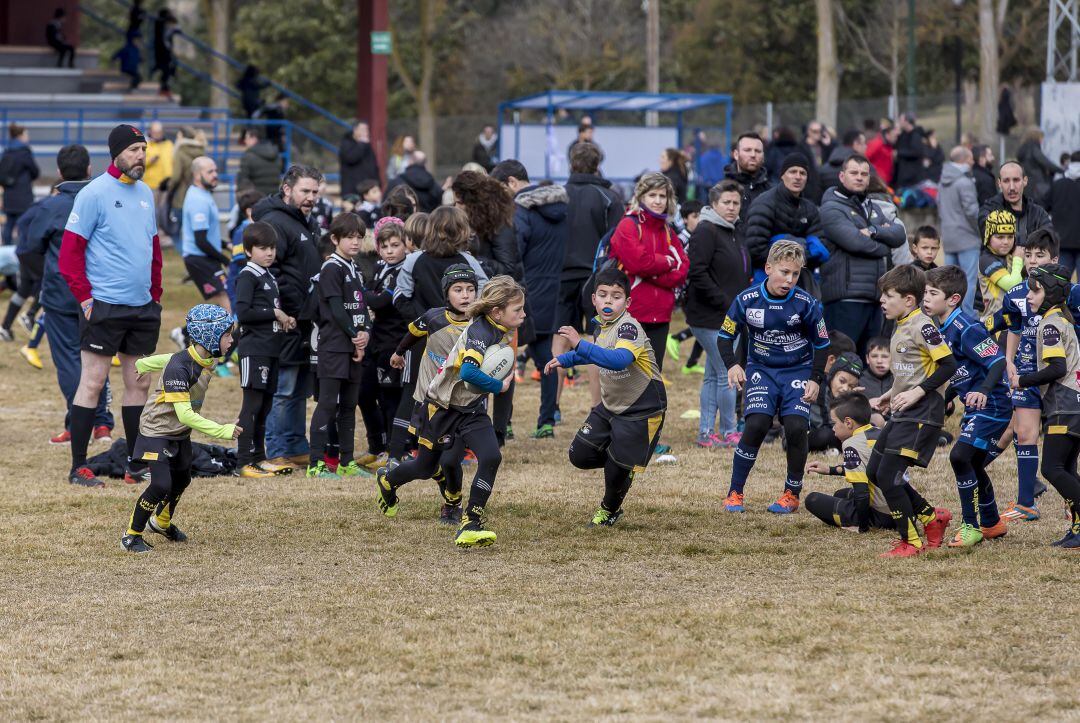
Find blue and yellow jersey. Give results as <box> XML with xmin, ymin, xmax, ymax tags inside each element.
<box><xmin>719</xmin><ymin>281</ymin><xmax>829</xmax><ymax>369</ymax></box>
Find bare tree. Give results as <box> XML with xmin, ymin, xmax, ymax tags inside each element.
<box><xmin>815</xmin><ymin>0</ymin><xmax>838</xmax><ymax>128</ymax></box>
<box><xmin>390</xmin><ymin>0</ymin><xmax>438</xmax><ymax>167</ymax></box>
<box><xmin>836</xmin><ymin>0</ymin><xmax>902</xmax><ymax>106</ymax></box>
<box><xmin>978</xmin><ymin>0</ymin><xmax>1007</xmax><ymax>141</ymax></box>
<box><xmin>203</xmin><ymin>0</ymin><xmax>231</xmax><ymax>111</ymax></box>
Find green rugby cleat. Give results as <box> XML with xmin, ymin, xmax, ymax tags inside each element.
<box><xmin>454</xmin><ymin>519</ymin><xmax>496</xmax><ymax>548</ymax></box>
<box><xmin>306</xmin><ymin>461</ymin><xmax>340</xmax><ymax>479</ymax></box>
<box><xmin>946</xmin><ymin>522</ymin><xmax>984</xmax><ymax>548</ymax></box>
<box><xmin>588</xmin><ymin>507</ymin><xmax>624</xmax><ymax>527</ymax></box>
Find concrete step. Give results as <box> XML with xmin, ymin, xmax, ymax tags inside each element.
<box><xmin>0</xmin><ymin>67</ymin><xmax>113</xmax><ymax>94</ymax></box>
<box><xmin>0</xmin><ymin>45</ymin><xmax>100</xmax><ymax>70</ymax></box>
<box><xmin>0</xmin><ymin>91</ymin><xmax>178</xmax><ymax>109</ymax></box>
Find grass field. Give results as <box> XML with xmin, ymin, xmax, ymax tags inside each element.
<box><xmin>1</xmin><ymin>256</ymin><xmax>1078</xmax><ymax>720</ymax></box>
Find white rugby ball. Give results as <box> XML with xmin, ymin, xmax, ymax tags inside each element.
<box><xmin>464</xmin><ymin>344</ymin><xmax>516</xmax><ymax>392</ymax></box>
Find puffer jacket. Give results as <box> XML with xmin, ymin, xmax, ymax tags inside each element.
<box><xmin>818</xmin><ymin>186</ymin><xmax>907</xmax><ymax>304</ymax></box>
<box><xmin>684</xmin><ymin>206</ymin><xmax>750</xmax><ymax>329</ymax></box>
<box><xmin>563</xmin><ymin>173</ymin><xmax>623</xmax><ymax>281</ymax></box>
<box><xmin>609</xmin><ymin>208</ymin><xmax>689</xmax><ymax>324</ymax></box>
<box><xmin>237</xmin><ymin>140</ymin><xmax>282</xmax><ymax>197</ymax></box>
<box><xmin>169</xmin><ymin>135</ymin><xmax>206</xmax><ymax>210</ymax></box>
<box><xmin>744</xmin><ymin>184</ymin><xmax>823</xmax><ymax>269</ymax></box>
<box><xmin>0</xmin><ymin>141</ymin><xmax>39</xmax><ymax>214</ymax></box>
<box><xmin>978</xmin><ymin>193</ymin><xmax>1053</xmax><ymax>248</ymax></box>
<box><xmin>513</xmin><ymin>184</ymin><xmax>569</xmax><ymax>334</ymax></box>
<box><xmin>470</xmin><ymin>224</ymin><xmax>523</xmax><ymax>281</ymax></box>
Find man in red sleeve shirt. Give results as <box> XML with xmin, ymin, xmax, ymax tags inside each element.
<box><xmin>59</xmin><ymin>124</ymin><xmax>164</xmax><ymax>488</ymax></box>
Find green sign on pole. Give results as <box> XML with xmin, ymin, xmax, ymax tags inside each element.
<box><xmin>371</xmin><ymin>31</ymin><xmax>392</xmax><ymax>55</ymax></box>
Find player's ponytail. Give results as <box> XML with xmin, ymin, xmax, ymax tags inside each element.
<box><xmin>466</xmin><ymin>275</ymin><xmax>525</xmax><ymax>320</ymax></box>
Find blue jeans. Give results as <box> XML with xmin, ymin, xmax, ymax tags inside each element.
<box><xmin>689</xmin><ymin>326</ymin><xmax>737</xmax><ymax>437</ymax></box>
<box><xmin>1058</xmin><ymin>250</ymin><xmax>1079</xmax><ymax>280</ymax></box>
<box><xmin>944</xmin><ymin>248</ymin><xmax>980</xmax><ymax>316</ymax></box>
<box><xmin>266</xmin><ymin>364</ymin><xmax>311</xmax><ymax>458</ymax></box>
<box><xmin>824</xmin><ymin>300</ymin><xmax>882</xmax><ymax>358</ymax></box>
<box><xmin>43</xmin><ymin>311</ymin><xmax>114</xmax><ymax>430</ymax></box>
<box><xmin>528</xmin><ymin>333</ymin><xmax>557</xmax><ymax>428</ymax></box>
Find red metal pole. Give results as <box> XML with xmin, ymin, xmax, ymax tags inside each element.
<box><xmin>357</xmin><ymin>0</ymin><xmax>388</xmax><ymax>185</ymax></box>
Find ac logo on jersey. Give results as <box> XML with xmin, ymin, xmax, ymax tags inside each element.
<box><xmin>747</xmin><ymin>308</ymin><xmax>765</xmax><ymax>327</ymax></box>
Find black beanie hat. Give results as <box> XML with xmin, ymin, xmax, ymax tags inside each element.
<box><xmin>830</xmin><ymin>351</ymin><xmax>864</xmax><ymax>381</ymax></box>
<box><xmin>780</xmin><ymin>152</ymin><xmax>810</xmax><ymax>176</ymax></box>
<box><xmin>108</xmin><ymin>124</ymin><xmax>144</xmax><ymax>159</ymax></box>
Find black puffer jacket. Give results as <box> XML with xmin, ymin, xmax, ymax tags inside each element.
<box><xmin>470</xmin><ymin>224</ymin><xmax>524</xmax><ymax>280</ymax></box>
<box><xmin>563</xmin><ymin>172</ymin><xmax>623</xmax><ymax>281</ymax></box>
<box><xmin>722</xmin><ymin>162</ymin><xmax>772</xmax><ymax>223</ymax></box>
<box><xmin>684</xmin><ymin>206</ymin><xmax>751</xmax><ymax>329</ymax></box>
<box><xmin>977</xmin><ymin>193</ymin><xmax>1053</xmax><ymax>248</ymax></box>
<box><xmin>0</xmin><ymin>141</ymin><xmax>40</xmax><ymax>214</ymax></box>
<box><xmin>744</xmin><ymin>184</ymin><xmax>822</xmax><ymax>267</ymax></box>
<box><xmin>339</xmin><ymin>133</ymin><xmax>380</xmax><ymax>196</ymax></box>
<box><xmin>386</xmin><ymin>163</ymin><xmax>443</xmax><ymax>212</ymax></box>
<box><xmin>972</xmin><ymin>163</ymin><xmax>997</xmax><ymax>205</ymax></box>
<box><xmin>818</xmin><ymin>186</ymin><xmax>907</xmax><ymax>304</ymax></box>
<box><xmin>252</xmin><ymin>194</ymin><xmax>321</xmax><ymax>365</ymax></box>
<box><xmin>818</xmin><ymin>145</ymin><xmax>857</xmax><ymax>198</ymax></box>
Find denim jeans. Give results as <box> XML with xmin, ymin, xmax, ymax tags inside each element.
<box><xmin>1058</xmin><ymin>250</ymin><xmax>1079</xmax><ymax>280</ymax></box>
<box><xmin>944</xmin><ymin>248</ymin><xmax>980</xmax><ymax>316</ymax></box>
<box><xmin>823</xmin><ymin>301</ymin><xmax>882</xmax><ymax>358</ymax></box>
<box><xmin>266</xmin><ymin>364</ymin><xmax>311</xmax><ymax>459</ymax></box>
<box><xmin>528</xmin><ymin>334</ymin><xmax>557</xmax><ymax>428</ymax></box>
<box><xmin>689</xmin><ymin>326</ymin><xmax>737</xmax><ymax>437</ymax></box>
<box><xmin>43</xmin><ymin>311</ymin><xmax>114</xmax><ymax>430</ymax></box>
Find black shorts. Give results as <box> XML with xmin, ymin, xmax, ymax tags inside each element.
<box><xmin>317</xmin><ymin>349</ymin><xmax>363</xmax><ymax>382</ymax></box>
<box><xmin>573</xmin><ymin>404</ymin><xmax>665</xmax><ymax>472</ymax></box>
<box><xmin>365</xmin><ymin>349</ymin><xmax>402</xmax><ymax>387</ymax></box>
<box><xmin>416</xmin><ymin>403</ymin><xmax>492</xmax><ymax>451</ymax></box>
<box><xmin>132</xmin><ymin>435</ymin><xmax>192</xmax><ymax>467</ymax></box>
<box><xmin>80</xmin><ymin>299</ymin><xmax>162</xmax><ymax>356</ymax></box>
<box><xmin>558</xmin><ymin>277</ymin><xmax>589</xmax><ymax>332</ymax></box>
<box><xmin>1045</xmin><ymin>414</ymin><xmax>1080</xmax><ymax>438</ymax></box>
<box><xmin>239</xmin><ymin>355</ymin><xmax>279</xmax><ymax>391</ymax></box>
<box><xmin>876</xmin><ymin>417</ymin><xmax>942</xmax><ymax>469</ymax></box>
<box><xmin>804</xmin><ymin>488</ymin><xmax>895</xmax><ymax>530</ymax></box>
<box><xmin>183</xmin><ymin>255</ymin><xmax>227</xmax><ymax>300</ymax></box>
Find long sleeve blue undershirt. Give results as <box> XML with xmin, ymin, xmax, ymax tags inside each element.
<box><xmin>459</xmin><ymin>358</ymin><xmax>503</xmax><ymax>394</ymax></box>
<box><xmin>556</xmin><ymin>340</ymin><xmax>636</xmax><ymax>371</ymax></box>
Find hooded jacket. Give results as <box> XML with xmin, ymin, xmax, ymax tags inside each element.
<box><xmin>513</xmin><ymin>184</ymin><xmax>569</xmax><ymax>334</ymax></box>
<box><xmin>0</xmin><ymin>140</ymin><xmax>40</xmax><ymax>214</ymax></box>
<box><xmin>339</xmin><ymin>133</ymin><xmax>380</xmax><ymax>196</ymax></box>
<box><xmin>170</xmin><ymin>134</ymin><xmax>206</xmax><ymax>210</ymax></box>
<box><xmin>972</xmin><ymin>163</ymin><xmax>996</xmax><ymax>205</ymax></box>
<box><xmin>386</xmin><ymin>163</ymin><xmax>443</xmax><ymax>212</ymax></box>
<box><xmin>978</xmin><ymin>193</ymin><xmax>1053</xmax><ymax>248</ymax></box>
<box><xmin>609</xmin><ymin>208</ymin><xmax>689</xmax><ymax>325</ymax></box>
<box><xmin>722</xmin><ymin>161</ymin><xmax>772</xmax><ymax>224</ymax></box>
<box><xmin>237</xmin><ymin>140</ymin><xmax>282</xmax><ymax>197</ymax></box>
<box><xmin>937</xmin><ymin>162</ymin><xmax>981</xmax><ymax>253</ymax></box>
<box><xmin>685</xmin><ymin>206</ymin><xmax>751</xmax><ymax>329</ymax></box>
<box><xmin>1047</xmin><ymin>163</ymin><xmax>1080</xmax><ymax>251</ymax></box>
<box><xmin>252</xmin><ymin>193</ymin><xmax>320</xmax><ymax>365</ymax></box>
<box><xmin>470</xmin><ymin>224</ymin><xmax>523</xmax><ymax>281</ymax></box>
<box><xmin>23</xmin><ymin>179</ymin><xmax>90</xmax><ymax>314</ymax></box>
<box><xmin>818</xmin><ymin>186</ymin><xmax>907</xmax><ymax>304</ymax></box>
<box><xmin>563</xmin><ymin>172</ymin><xmax>623</xmax><ymax>281</ymax></box>
<box><xmin>818</xmin><ymin>145</ymin><xmax>857</xmax><ymax>198</ymax></box>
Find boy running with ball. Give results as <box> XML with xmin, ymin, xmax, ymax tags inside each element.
<box><xmin>545</xmin><ymin>267</ymin><xmax>667</xmax><ymax>526</ymax></box>
<box><xmin>717</xmin><ymin>240</ymin><xmax>830</xmax><ymax>514</ymax></box>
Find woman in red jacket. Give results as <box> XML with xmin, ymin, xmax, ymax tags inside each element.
<box><xmin>608</xmin><ymin>172</ymin><xmax>689</xmax><ymax>371</ymax></box>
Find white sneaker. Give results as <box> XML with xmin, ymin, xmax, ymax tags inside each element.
<box><xmin>169</xmin><ymin>326</ymin><xmax>186</xmax><ymax>349</ymax></box>
<box><xmin>655</xmin><ymin>453</ymin><xmax>678</xmax><ymax>465</ymax></box>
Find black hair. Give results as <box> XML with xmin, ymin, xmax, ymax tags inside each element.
<box><xmin>736</xmin><ymin>131</ymin><xmax>763</xmax><ymax>146</ymax></box>
<box><xmin>356</xmin><ymin>179</ymin><xmax>380</xmax><ymax>198</ymax></box>
<box><xmin>827</xmin><ymin>329</ymin><xmax>856</xmax><ymax>359</ymax></box>
<box><xmin>709</xmin><ymin>179</ymin><xmax>743</xmax><ymax>204</ymax></box>
<box><xmin>236</xmin><ymin>189</ymin><xmax>262</xmax><ymax>216</ymax></box>
<box><xmin>594</xmin><ymin>266</ymin><xmax>631</xmax><ymax>296</ymax></box>
<box><xmin>842</xmin><ymin>129</ymin><xmax>864</xmax><ymax>147</ymax></box>
<box><xmin>1026</xmin><ymin>227</ymin><xmax>1060</xmax><ymax>258</ymax></box>
<box><xmin>867</xmin><ymin>336</ymin><xmax>890</xmax><ymax>353</ymax></box>
<box><xmin>681</xmin><ymin>200</ymin><xmax>704</xmax><ymax>218</ymax></box>
<box><xmin>842</xmin><ymin>154</ymin><xmax>870</xmax><ymax>170</ymax></box>
<box><xmin>491</xmin><ymin>159</ymin><xmax>529</xmax><ymax>184</ymax></box>
<box><xmin>831</xmin><ymin>392</ymin><xmax>872</xmax><ymax>426</ymax></box>
<box><xmin>281</xmin><ymin>164</ymin><xmax>323</xmax><ymax>188</ymax></box>
<box><xmin>913</xmin><ymin>225</ymin><xmax>940</xmax><ymax>242</ymax></box>
<box><xmin>328</xmin><ymin>211</ymin><xmax>366</xmax><ymax>241</ymax></box>
<box><xmin>925</xmin><ymin>264</ymin><xmax>968</xmax><ymax>302</ymax></box>
<box><xmin>242</xmin><ymin>221</ymin><xmax>278</xmax><ymax>253</ymax></box>
<box><xmin>56</xmin><ymin>144</ymin><xmax>90</xmax><ymax>181</ymax></box>
<box><xmin>878</xmin><ymin>264</ymin><xmax>926</xmax><ymax>303</ymax></box>
<box><xmin>317</xmin><ymin>234</ymin><xmax>335</xmax><ymax>260</ymax></box>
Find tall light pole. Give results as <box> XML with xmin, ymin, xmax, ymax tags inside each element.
<box><xmin>645</xmin><ymin>0</ymin><xmax>659</xmax><ymax>127</ymax></box>
<box><xmin>906</xmin><ymin>0</ymin><xmax>917</xmax><ymax>113</ymax></box>
<box><xmin>953</xmin><ymin>0</ymin><xmax>964</xmax><ymax>144</ymax></box>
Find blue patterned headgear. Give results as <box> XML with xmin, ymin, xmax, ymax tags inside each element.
<box><xmin>186</xmin><ymin>304</ymin><xmax>235</xmax><ymax>356</ymax></box>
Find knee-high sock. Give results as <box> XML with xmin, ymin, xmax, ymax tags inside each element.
<box><xmin>602</xmin><ymin>460</ymin><xmax>634</xmax><ymax>512</ymax></box>
<box><xmin>122</xmin><ymin>405</ymin><xmax>143</xmax><ymax>463</ymax></box>
<box><xmin>70</xmin><ymin>404</ymin><xmax>95</xmax><ymax>469</ymax></box>
<box><xmin>1016</xmin><ymin>443</ymin><xmax>1039</xmax><ymax>507</ymax></box>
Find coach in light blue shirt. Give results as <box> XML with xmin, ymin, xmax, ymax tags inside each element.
<box><xmin>180</xmin><ymin>156</ymin><xmax>230</xmax><ymax>308</ymax></box>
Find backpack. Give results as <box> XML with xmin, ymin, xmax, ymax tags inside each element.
<box><xmin>578</xmin><ymin>217</ymin><xmax>638</xmax><ymax>318</ymax></box>
<box><xmin>0</xmin><ymin>150</ymin><xmax>18</xmax><ymax>188</ymax></box>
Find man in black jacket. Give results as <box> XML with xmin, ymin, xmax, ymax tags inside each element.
<box><xmin>817</xmin><ymin>129</ymin><xmax>867</xmax><ymax>200</ymax></box>
<box><xmin>252</xmin><ymin>164</ymin><xmax>322</xmax><ymax>464</ymax></box>
<box><xmin>819</xmin><ymin>154</ymin><xmax>907</xmax><ymax>355</ymax></box>
<box><xmin>1</xmin><ymin>124</ymin><xmax>40</xmax><ymax>246</ymax></box>
<box><xmin>22</xmin><ymin>144</ymin><xmax>114</xmax><ymax>442</ymax></box>
<box><xmin>237</xmin><ymin>128</ymin><xmax>283</xmax><ymax>197</ymax></box>
<box><xmin>1047</xmin><ymin>150</ymin><xmax>1080</xmax><ymax>274</ymax></box>
<box><xmin>723</xmin><ymin>132</ymin><xmax>772</xmax><ymax>223</ymax></box>
<box><xmin>977</xmin><ymin>160</ymin><xmax>1053</xmax><ymax>248</ymax></box>
<box><xmin>685</xmin><ymin>179</ymin><xmax>752</xmax><ymax>446</ymax></box>
<box><xmin>339</xmin><ymin>121</ymin><xmax>381</xmax><ymax>196</ymax></box>
<box><xmin>744</xmin><ymin>153</ymin><xmax>824</xmax><ymax>297</ymax></box>
<box><xmin>471</xmin><ymin>125</ymin><xmax>498</xmax><ymax>172</ymax></box>
<box><xmin>893</xmin><ymin>113</ymin><xmax>927</xmax><ymax>189</ymax></box>
<box><xmin>385</xmin><ymin>151</ymin><xmax>443</xmax><ymax>212</ymax></box>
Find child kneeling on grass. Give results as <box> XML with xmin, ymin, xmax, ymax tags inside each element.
<box><xmin>545</xmin><ymin>267</ymin><xmax>667</xmax><ymax>527</ymax></box>
<box><xmin>376</xmin><ymin>275</ymin><xmax>526</xmax><ymax>548</ymax></box>
<box><xmin>121</xmin><ymin>304</ymin><xmax>240</xmax><ymax>553</ymax></box>
<box><xmin>805</xmin><ymin>392</ymin><xmax>894</xmax><ymax>532</ymax></box>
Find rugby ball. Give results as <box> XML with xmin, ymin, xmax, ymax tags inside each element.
<box><xmin>464</xmin><ymin>344</ymin><xmax>516</xmax><ymax>392</ymax></box>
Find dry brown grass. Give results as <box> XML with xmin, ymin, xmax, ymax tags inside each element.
<box><xmin>1</xmin><ymin>258</ymin><xmax>1079</xmax><ymax>720</ymax></box>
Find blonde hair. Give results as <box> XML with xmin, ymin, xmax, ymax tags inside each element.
<box><xmin>630</xmin><ymin>172</ymin><xmax>677</xmax><ymax>216</ymax></box>
<box><xmin>404</xmin><ymin>211</ymin><xmax>430</xmax><ymax>251</ymax></box>
<box><xmin>767</xmin><ymin>239</ymin><xmax>806</xmax><ymax>267</ymax></box>
<box><xmin>466</xmin><ymin>274</ymin><xmax>525</xmax><ymax>319</ymax></box>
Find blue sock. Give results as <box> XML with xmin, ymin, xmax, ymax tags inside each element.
<box><xmin>730</xmin><ymin>443</ymin><xmax>758</xmax><ymax>495</ymax></box>
<box><xmin>1016</xmin><ymin>444</ymin><xmax>1038</xmax><ymax>507</ymax></box>
<box><xmin>956</xmin><ymin>471</ymin><xmax>979</xmax><ymax>527</ymax></box>
<box><xmin>978</xmin><ymin>476</ymin><xmax>1001</xmax><ymax>527</ymax></box>
<box><xmin>784</xmin><ymin>476</ymin><xmax>803</xmax><ymax>497</ymax></box>
<box><xmin>985</xmin><ymin>444</ymin><xmax>1004</xmax><ymax>464</ymax></box>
